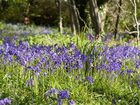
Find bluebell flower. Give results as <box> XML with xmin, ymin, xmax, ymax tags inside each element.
<box><xmin>41</xmin><ymin>29</ymin><xmax>51</xmax><ymax>34</ymax></box>
<box><xmin>25</xmin><ymin>31</ymin><xmax>30</xmax><ymax>35</ymax></box>
<box><xmin>0</xmin><ymin>98</ymin><xmax>11</xmax><ymax>105</ymax></box>
<box><xmin>0</xmin><ymin>49</ymin><xmax>3</xmax><ymax>55</ymax></box>
<box><xmin>135</xmin><ymin>60</ymin><xmax>140</xmax><ymax>69</ymax></box>
<box><xmin>44</xmin><ymin>72</ymin><xmax>47</xmax><ymax>76</ymax></box>
<box><xmin>85</xmin><ymin>76</ymin><xmax>94</xmax><ymax>84</ymax></box>
<box><xmin>26</xmin><ymin>78</ymin><xmax>33</xmax><ymax>87</ymax></box>
<box><xmin>97</xmin><ymin>45</ymin><xmax>140</xmax><ymax>72</ymax></box>
<box><xmin>136</xmin><ymin>80</ymin><xmax>140</xmax><ymax>88</ymax></box>
<box><xmin>69</xmin><ymin>43</ymin><xmax>76</xmax><ymax>49</ymax></box>
<box><xmin>44</xmin><ymin>88</ymin><xmax>58</xmax><ymax>97</ymax></box>
<box><xmin>126</xmin><ymin>70</ymin><xmax>134</xmax><ymax>74</ymax></box>
<box><xmin>33</xmin><ymin>66</ymin><xmax>41</xmax><ymax>73</ymax></box>
<box><xmin>58</xmin><ymin>90</ymin><xmax>69</xmax><ymax>99</ymax></box>
<box><xmin>57</xmin><ymin>99</ymin><xmax>62</xmax><ymax>105</ymax></box>
<box><xmin>86</xmin><ymin>33</ymin><xmax>94</xmax><ymax>42</ymax></box>
<box><xmin>81</xmin><ymin>54</ymin><xmax>87</xmax><ymax>62</ymax></box>
<box><xmin>68</xmin><ymin>100</ymin><xmax>75</xmax><ymax>105</ymax></box>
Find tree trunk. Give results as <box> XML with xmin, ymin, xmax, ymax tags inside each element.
<box><xmin>56</xmin><ymin>0</ymin><xmax>63</xmax><ymax>34</ymax></box>
<box><xmin>69</xmin><ymin>8</ymin><xmax>76</xmax><ymax>35</ymax></box>
<box><xmin>68</xmin><ymin>0</ymin><xmax>80</xmax><ymax>35</ymax></box>
<box><xmin>114</xmin><ymin>0</ymin><xmax>122</xmax><ymax>39</ymax></box>
<box><xmin>133</xmin><ymin>0</ymin><xmax>140</xmax><ymax>45</ymax></box>
<box><xmin>89</xmin><ymin>0</ymin><xmax>101</xmax><ymax>37</ymax></box>
<box><xmin>99</xmin><ymin>3</ymin><xmax>108</xmax><ymax>33</ymax></box>
<box><xmin>75</xmin><ymin>0</ymin><xmax>88</xmax><ymax>30</ymax></box>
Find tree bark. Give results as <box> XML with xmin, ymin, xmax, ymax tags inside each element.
<box><xmin>89</xmin><ymin>0</ymin><xmax>101</xmax><ymax>37</ymax></box>
<box><xmin>114</xmin><ymin>0</ymin><xmax>122</xmax><ymax>39</ymax></box>
<box><xmin>133</xmin><ymin>0</ymin><xmax>140</xmax><ymax>45</ymax></box>
<box><xmin>99</xmin><ymin>3</ymin><xmax>108</xmax><ymax>33</ymax></box>
<box><xmin>56</xmin><ymin>0</ymin><xmax>63</xmax><ymax>34</ymax></box>
<box><xmin>68</xmin><ymin>0</ymin><xmax>80</xmax><ymax>35</ymax></box>
<box><xmin>69</xmin><ymin>7</ymin><xmax>76</xmax><ymax>35</ymax></box>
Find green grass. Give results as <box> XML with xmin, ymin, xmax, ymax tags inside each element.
<box><xmin>0</xmin><ymin>23</ymin><xmax>140</xmax><ymax>105</ymax></box>
<box><xmin>1</xmin><ymin>61</ymin><xmax>140</xmax><ymax>104</ymax></box>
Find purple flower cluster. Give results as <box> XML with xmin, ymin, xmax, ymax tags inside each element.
<box><xmin>0</xmin><ymin>23</ymin><xmax>53</xmax><ymax>37</ymax></box>
<box><xmin>58</xmin><ymin>90</ymin><xmax>69</xmax><ymax>99</ymax></box>
<box><xmin>97</xmin><ymin>45</ymin><xmax>140</xmax><ymax>73</ymax></box>
<box><xmin>26</xmin><ymin>78</ymin><xmax>33</xmax><ymax>87</ymax></box>
<box><xmin>45</xmin><ymin>89</ymin><xmax>75</xmax><ymax>105</ymax></box>
<box><xmin>44</xmin><ymin>88</ymin><xmax>58</xmax><ymax>96</ymax></box>
<box><xmin>86</xmin><ymin>33</ymin><xmax>94</xmax><ymax>42</ymax></box>
<box><xmin>0</xmin><ymin>98</ymin><xmax>11</xmax><ymax>105</ymax></box>
<box><xmin>85</xmin><ymin>76</ymin><xmax>94</xmax><ymax>84</ymax></box>
<box><xmin>0</xmin><ymin>41</ymin><xmax>87</xmax><ymax>75</ymax></box>
<box><xmin>1</xmin><ymin>39</ymin><xmax>139</xmax><ymax>78</ymax></box>
<box><xmin>68</xmin><ymin>100</ymin><xmax>75</xmax><ymax>105</ymax></box>
<box><xmin>41</xmin><ymin>29</ymin><xmax>51</xmax><ymax>34</ymax></box>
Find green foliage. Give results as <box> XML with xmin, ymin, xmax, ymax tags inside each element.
<box><xmin>0</xmin><ymin>0</ymin><xmax>139</xmax><ymax>35</ymax></box>
<box><xmin>0</xmin><ymin>22</ymin><xmax>4</xmax><ymax>30</ymax></box>
<box><xmin>1</xmin><ymin>59</ymin><xmax>140</xmax><ymax>104</ymax></box>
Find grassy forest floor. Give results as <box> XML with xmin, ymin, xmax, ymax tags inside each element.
<box><xmin>0</xmin><ymin>22</ymin><xmax>140</xmax><ymax>105</ymax></box>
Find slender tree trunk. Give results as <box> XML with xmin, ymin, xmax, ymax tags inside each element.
<box><xmin>133</xmin><ymin>0</ymin><xmax>140</xmax><ymax>45</ymax></box>
<box><xmin>99</xmin><ymin>3</ymin><xmax>108</xmax><ymax>33</ymax></box>
<box><xmin>68</xmin><ymin>0</ymin><xmax>80</xmax><ymax>35</ymax></box>
<box><xmin>89</xmin><ymin>0</ymin><xmax>101</xmax><ymax>37</ymax></box>
<box><xmin>68</xmin><ymin>0</ymin><xmax>76</xmax><ymax>35</ymax></box>
<box><xmin>59</xmin><ymin>0</ymin><xmax>63</xmax><ymax>34</ymax></box>
<box><xmin>69</xmin><ymin>8</ymin><xmax>76</xmax><ymax>35</ymax></box>
<box><xmin>114</xmin><ymin>0</ymin><xmax>122</xmax><ymax>39</ymax></box>
<box><xmin>56</xmin><ymin>0</ymin><xmax>63</xmax><ymax>34</ymax></box>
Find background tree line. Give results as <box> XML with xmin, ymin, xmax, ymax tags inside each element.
<box><xmin>0</xmin><ymin>0</ymin><xmax>140</xmax><ymax>38</ymax></box>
